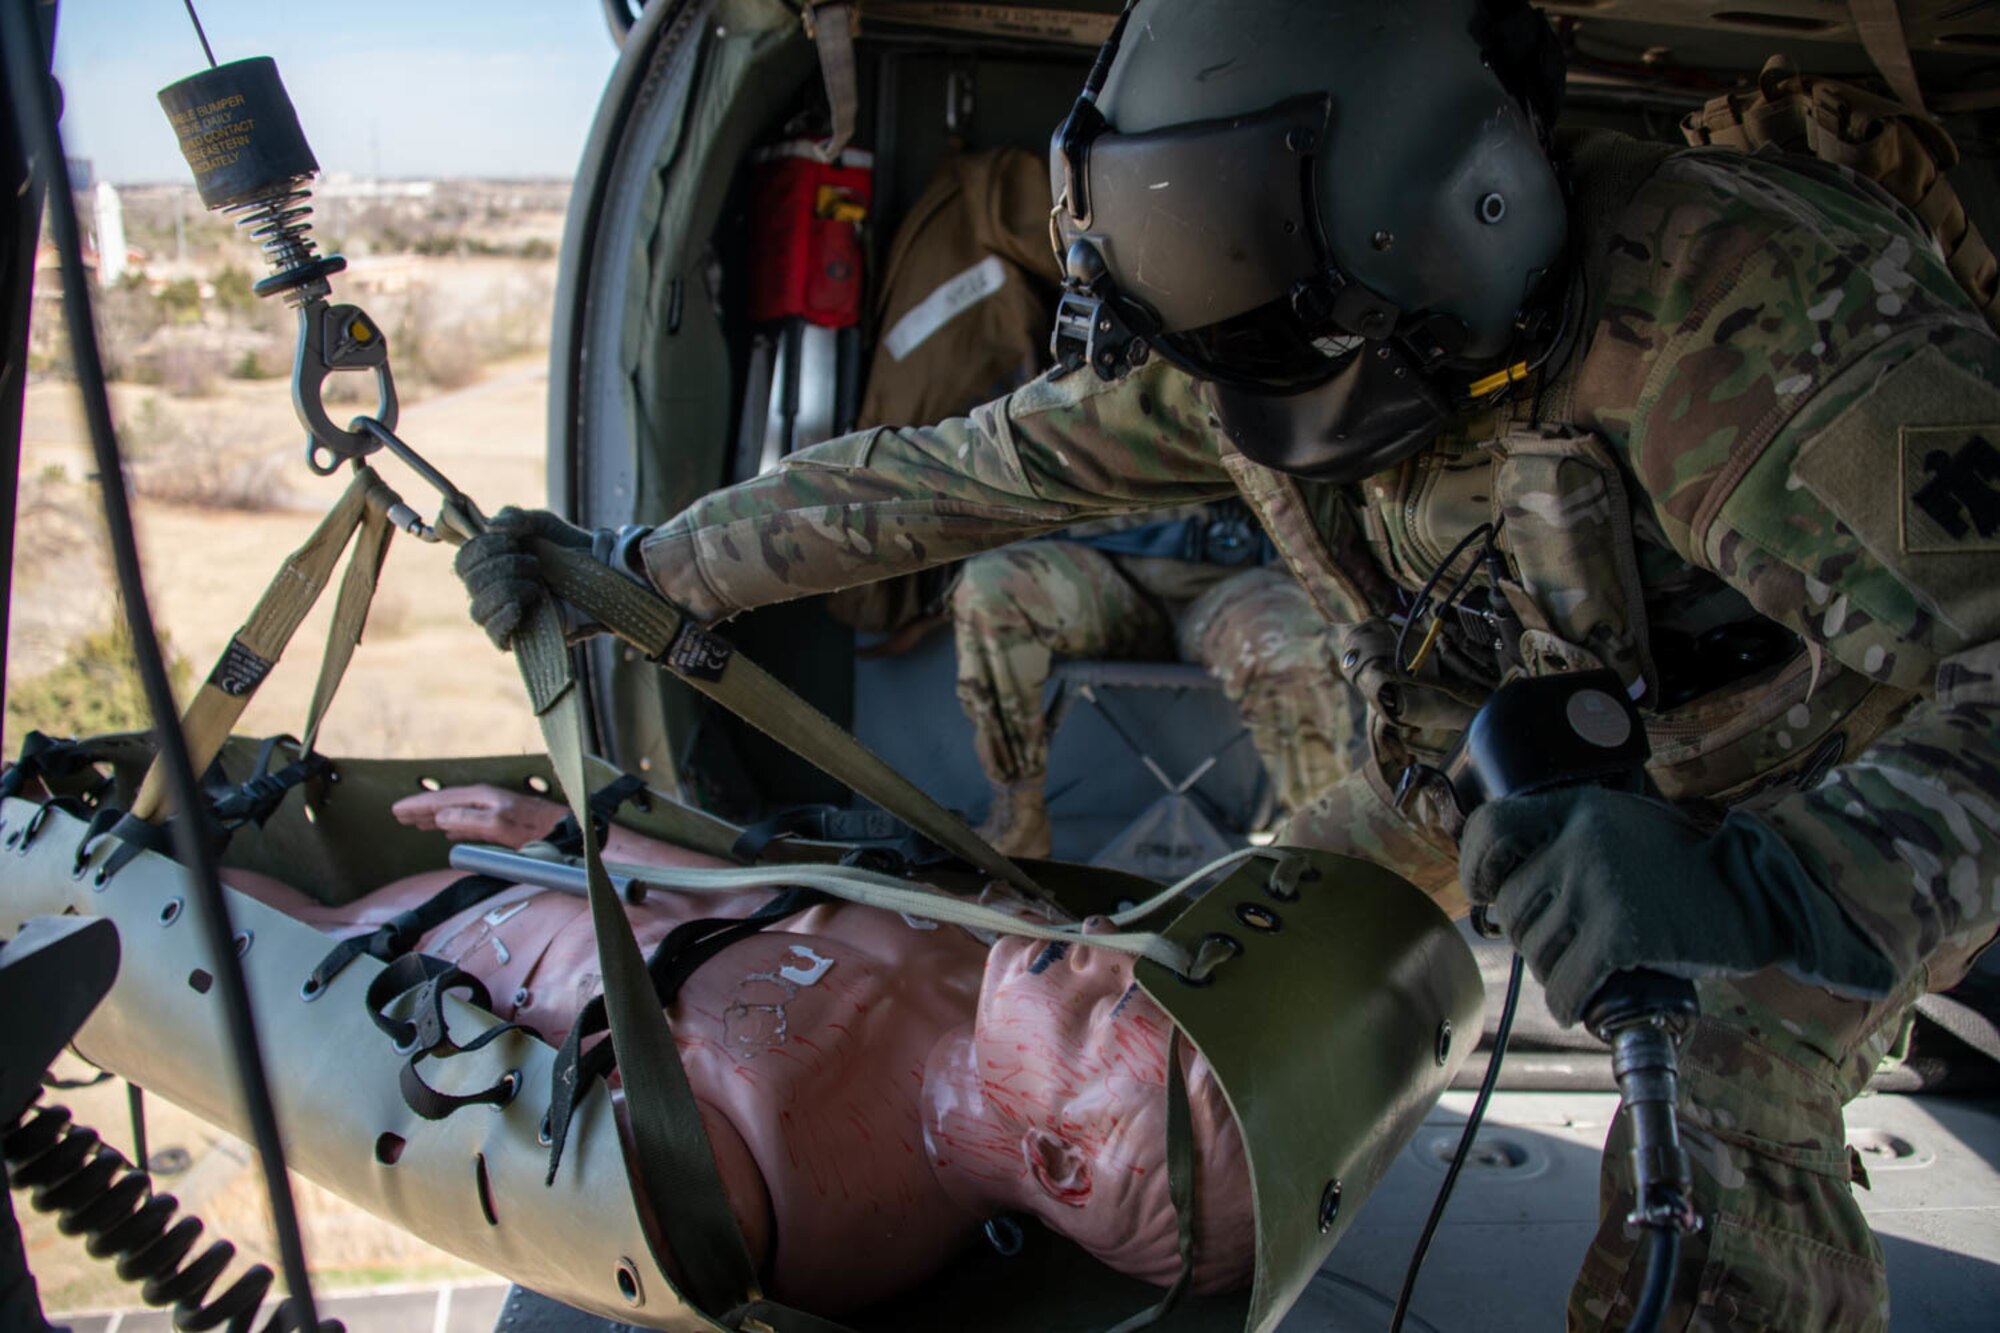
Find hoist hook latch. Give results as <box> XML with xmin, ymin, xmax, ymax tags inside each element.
<box><xmin>297</xmin><ymin>299</ymin><xmax>399</xmax><ymax>474</ymax></box>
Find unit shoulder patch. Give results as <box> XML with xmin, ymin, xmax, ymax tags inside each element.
<box><xmin>1793</xmin><ymin>343</ymin><xmax>2000</xmax><ymax>645</ymax></box>
<box><xmin>1901</xmin><ymin>426</ymin><xmax>2000</xmax><ymax>553</ymax></box>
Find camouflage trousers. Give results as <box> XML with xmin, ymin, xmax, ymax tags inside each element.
<box><xmin>949</xmin><ymin>541</ymin><xmax>1365</xmax><ymax>814</ymax></box>
<box><xmin>1566</xmin><ymin>964</ymin><xmax>1916</xmax><ymax>1332</ymax></box>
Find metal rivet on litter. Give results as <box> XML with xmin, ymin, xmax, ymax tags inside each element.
<box><xmin>1318</xmin><ymin>1179</ymin><xmax>1342</xmax><ymax>1233</ymax></box>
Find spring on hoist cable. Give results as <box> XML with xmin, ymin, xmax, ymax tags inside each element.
<box><xmin>216</xmin><ymin>176</ymin><xmax>347</xmax><ymax>308</ymax></box>
<box><xmin>226</xmin><ymin>185</ymin><xmax>327</xmax><ymax>297</ymax></box>
<box><xmin>3</xmin><ymin>1101</ymin><xmax>344</xmax><ymax>1332</ymax></box>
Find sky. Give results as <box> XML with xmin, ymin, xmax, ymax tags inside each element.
<box><xmin>50</xmin><ymin>0</ymin><xmax>622</xmax><ymax>184</ymax></box>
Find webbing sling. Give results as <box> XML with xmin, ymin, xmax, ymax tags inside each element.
<box><xmin>131</xmin><ymin>466</ymin><xmax>398</xmax><ymax>822</ymax></box>
<box><xmin>531</xmin><ymin>538</ymin><xmax>1045</xmax><ymax>900</ymax></box>
<box><xmin>802</xmin><ymin>2</ymin><xmax>859</xmax><ymax>164</ymax></box>
<box><xmin>362</xmin><ymin>952</ymin><xmax>532</xmax><ymax>1120</ymax></box>
<box><xmin>1849</xmin><ymin>0</ymin><xmax>1925</xmax><ymax>115</ymax></box>
<box><xmin>509</xmin><ymin>594</ymin><xmax>766</xmax><ymax>1317</ymax></box>
<box><xmin>301</xmin><ymin>485</ymin><xmax>396</xmax><ymax>757</ymax></box>
<box><xmin>542</xmin><ymin>887</ymin><xmax>829</xmax><ymax>1183</ymax></box>
<box><xmin>305</xmin><ymin>872</ymin><xmax>515</xmax><ymax>996</ymax></box>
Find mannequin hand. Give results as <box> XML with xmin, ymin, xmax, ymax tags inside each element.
<box><xmin>391</xmin><ymin>783</ymin><xmax>569</xmax><ymax>848</ymax></box>
<box><xmin>1459</xmin><ymin>786</ymin><xmax>1897</xmax><ymax>1026</ymax></box>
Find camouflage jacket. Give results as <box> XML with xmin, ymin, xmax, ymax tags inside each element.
<box><xmin>640</xmin><ymin>130</ymin><xmax>2000</xmax><ymax>993</ymax></box>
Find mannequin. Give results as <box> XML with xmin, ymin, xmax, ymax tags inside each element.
<box><xmin>225</xmin><ymin>786</ymin><xmax>1253</xmax><ymax>1312</ymax></box>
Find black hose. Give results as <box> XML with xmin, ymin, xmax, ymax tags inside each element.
<box><xmin>1623</xmin><ymin>1225</ymin><xmax>1680</xmax><ymax>1333</ymax></box>
<box><xmin>5</xmin><ymin>1101</ymin><xmax>339</xmax><ymax>1331</ymax></box>
<box><xmin>0</xmin><ymin>8</ymin><xmax>323</xmax><ymax>1329</ymax></box>
<box><xmin>1389</xmin><ymin>953</ymin><xmax>1524</xmax><ymax>1333</ymax></box>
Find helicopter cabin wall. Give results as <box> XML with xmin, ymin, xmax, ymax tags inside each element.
<box><xmin>669</xmin><ymin>31</ymin><xmax>1100</xmax><ymax>824</ymax></box>
<box><xmin>623</xmin><ymin>3</ymin><xmax>2000</xmax><ymax>832</ymax></box>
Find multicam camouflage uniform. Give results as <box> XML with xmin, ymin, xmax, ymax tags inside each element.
<box><xmin>951</xmin><ymin>532</ymin><xmax>1366</xmax><ymax>839</ymax></box>
<box><xmin>638</xmin><ymin>130</ymin><xmax>2000</xmax><ymax>1329</ymax></box>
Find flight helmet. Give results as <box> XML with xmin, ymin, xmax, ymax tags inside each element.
<box><xmin>1050</xmin><ymin>0</ymin><xmax>1570</xmax><ymax>482</ymax></box>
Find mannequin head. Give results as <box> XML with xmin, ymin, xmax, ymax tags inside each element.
<box><xmin>922</xmin><ymin>925</ymin><xmax>1254</xmax><ymax>1293</ymax></box>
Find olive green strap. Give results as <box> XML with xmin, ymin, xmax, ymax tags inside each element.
<box><xmin>1104</xmin><ymin>1027</ymin><xmax>1196</xmax><ymax>1333</ymax></box>
<box><xmin>535</xmin><ymin>541</ymin><xmax>1043</xmax><ymax>899</ymax></box>
<box><xmin>1849</xmin><ymin>0</ymin><xmax>1925</xmax><ymax>113</ymax></box>
<box><xmin>513</xmin><ymin>595</ymin><xmax>764</xmax><ymax>1316</ymax></box>
<box><xmin>132</xmin><ymin>467</ymin><xmax>394</xmax><ymax>821</ymax></box>
<box><xmin>726</xmin><ymin>1300</ymin><xmax>863</xmax><ymax>1333</ymax></box>
<box><xmin>300</xmin><ymin>495</ymin><xmax>394</xmax><ymax>757</ymax></box>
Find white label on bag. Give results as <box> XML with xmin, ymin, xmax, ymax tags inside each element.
<box><xmin>883</xmin><ymin>255</ymin><xmax>1010</xmax><ymax>362</ymax></box>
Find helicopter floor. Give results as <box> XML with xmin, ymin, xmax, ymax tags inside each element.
<box><xmin>488</xmin><ymin>1089</ymin><xmax>2000</xmax><ymax>1333</ymax></box>
<box><xmin>1294</xmin><ymin>1088</ymin><xmax>2000</xmax><ymax>1333</ymax></box>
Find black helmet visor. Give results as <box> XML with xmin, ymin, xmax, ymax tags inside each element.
<box><xmin>1058</xmin><ymin>96</ymin><xmax>1330</xmax><ymax>333</ymax></box>
<box><xmin>1058</xmin><ymin>94</ymin><xmax>1420</xmax><ymax>394</ymax></box>
<box><xmin>1157</xmin><ymin>298</ymin><xmax>1358</xmax><ymax>393</ymax></box>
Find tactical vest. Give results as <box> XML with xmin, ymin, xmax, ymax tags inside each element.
<box><xmin>1222</xmin><ymin>130</ymin><xmax>1919</xmax><ymax>828</ymax></box>
<box><xmin>1682</xmin><ymin>55</ymin><xmax>2000</xmax><ymax>336</ymax></box>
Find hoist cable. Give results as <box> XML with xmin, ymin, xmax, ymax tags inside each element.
<box><xmin>1389</xmin><ymin>953</ymin><xmax>1524</xmax><ymax>1332</ymax></box>
<box><xmin>180</xmin><ymin>0</ymin><xmax>217</xmax><ymax>67</ymax></box>
<box><xmin>0</xmin><ymin>5</ymin><xmax>321</xmax><ymax>1326</ymax></box>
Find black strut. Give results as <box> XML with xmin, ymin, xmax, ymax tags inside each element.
<box><xmin>0</xmin><ymin>4</ymin><xmax>327</xmax><ymax>1328</ymax></box>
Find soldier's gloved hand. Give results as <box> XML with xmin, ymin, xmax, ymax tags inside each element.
<box><xmin>1459</xmin><ymin>786</ymin><xmax>1897</xmax><ymax>1027</ymax></box>
<box><xmin>455</xmin><ymin>507</ymin><xmax>652</xmax><ymax>651</ymax></box>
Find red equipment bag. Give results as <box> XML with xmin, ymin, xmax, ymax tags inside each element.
<box><xmin>747</xmin><ymin>144</ymin><xmax>873</xmax><ymax>328</ymax></box>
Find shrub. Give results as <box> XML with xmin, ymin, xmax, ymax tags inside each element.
<box><xmin>5</xmin><ymin>617</ymin><xmax>193</xmax><ymax>743</ymax></box>
<box><xmin>212</xmin><ymin>265</ymin><xmax>258</xmax><ymax>316</ymax></box>
<box><xmin>418</xmin><ymin>337</ymin><xmax>482</xmax><ymax>391</ymax></box>
<box><xmin>130</xmin><ymin>451</ymin><xmax>292</xmax><ymax>512</ymax></box>
<box><xmin>158</xmin><ymin>344</ymin><xmax>219</xmax><ymax>398</ymax></box>
<box><xmin>158</xmin><ymin>277</ymin><xmax>203</xmax><ymax>323</ymax></box>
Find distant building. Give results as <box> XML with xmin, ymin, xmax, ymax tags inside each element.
<box><xmin>93</xmin><ymin>182</ymin><xmax>128</xmax><ymax>287</ymax></box>
<box><xmin>319</xmin><ymin>172</ymin><xmax>438</xmax><ymax>200</ymax></box>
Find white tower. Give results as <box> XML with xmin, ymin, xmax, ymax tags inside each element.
<box><xmin>93</xmin><ymin>180</ymin><xmax>127</xmax><ymax>287</ymax></box>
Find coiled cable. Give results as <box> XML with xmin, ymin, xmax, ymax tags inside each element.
<box><xmin>3</xmin><ymin>1101</ymin><xmax>343</xmax><ymax>1332</ymax></box>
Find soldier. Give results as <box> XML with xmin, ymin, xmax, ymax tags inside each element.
<box><xmin>460</xmin><ymin>1</ymin><xmax>2000</xmax><ymax>1327</ymax></box>
<box><xmin>849</xmin><ymin>147</ymin><xmax>1363</xmax><ymax>856</ymax></box>
<box><xmin>952</xmin><ymin>507</ymin><xmax>1365</xmax><ymax>857</ymax></box>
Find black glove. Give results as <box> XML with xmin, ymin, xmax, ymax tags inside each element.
<box><xmin>455</xmin><ymin>508</ymin><xmax>590</xmax><ymax>650</ymax></box>
<box><xmin>1459</xmin><ymin>786</ymin><xmax>1897</xmax><ymax>1027</ymax></box>
<box><xmin>456</xmin><ymin>508</ymin><xmax>652</xmax><ymax>651</ymax></box>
